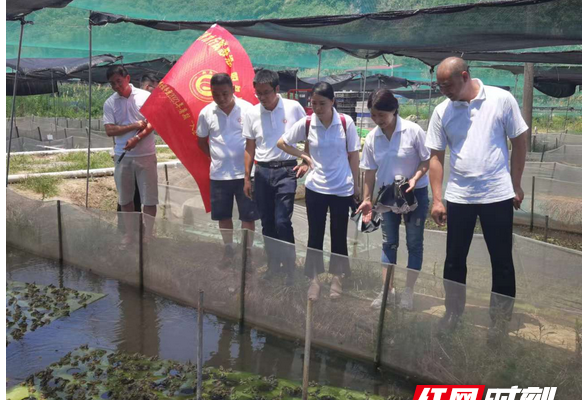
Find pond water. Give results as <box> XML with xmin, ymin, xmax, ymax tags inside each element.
<box><xmin>6</xmin><ymin>246</ymin><xmax>414</xmax><ymax>397</ymax></box>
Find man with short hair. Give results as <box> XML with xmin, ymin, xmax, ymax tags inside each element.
<box><xmin>426</xmin><ymin>57</ymin><xmax>527</xmax><ymax>343</ymax></box>
<box><xmin>242</xmin><ymin>69</ymin><xmax>307</xmax><ymax>283</ymax></box>
<box><xmin>197</xmin><ymin>73</ymin><xmax>258</xmax><ymax>267</ymax></box>
<box><xmin>103</xmin><ymin>65</ymin><xmax>158</xmax><ymax>244</ymax></box>
<box><xmin>140</xmin><ymin>73</ymin><xmax>159</xmax><ymax>93</ymax></box>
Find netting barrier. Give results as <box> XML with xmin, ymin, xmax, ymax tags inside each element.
<box><xmin>6</xmin><ymin>135</ymin><xmax>114</xmax><ymax>152</ymax></box>
<box><xmin>531</xmin><ymin>133</ymin><xmax>582</xmax><ymax>152</ymax></box>
<box><xmin>7</xmin><ymin>116</ymin><xmax>105</xmax><ymax>132</ymax></box>
<box><xmin>526</xmin><ymin>145</ymin><xmax>582</xmax><ymax>167</ymax></box>
<box><xmin>6</xmin><ymin>187</ymin><xmax>582</xmax><ymax>395</ymax></box>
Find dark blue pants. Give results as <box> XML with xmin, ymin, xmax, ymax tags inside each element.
<box><xmin>254</xmin><ymin>165</ymin><xmax>297</xmax><ymax>273</ymax></box>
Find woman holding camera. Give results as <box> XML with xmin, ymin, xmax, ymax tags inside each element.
<box><xmin>356</xmin><ymin>89</ymin><xmax>430</xmax><ymax>310</ymax></box>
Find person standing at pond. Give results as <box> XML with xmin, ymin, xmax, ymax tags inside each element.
<box><xmin>277</xmin><ymin>82</ymin><xmax>361</xmax><ymax>300</ymax></box>
<box><xmin>103</xmin><ymin>65</ymin><xmax>158</xmax><ymax>245</ymax></box>
<box><xmin>356</xmin><ymin>89</ymin><xmax>430</xmax><ymax>311</ymax></box>
<box><xmin>140</xmin><ymin>73</ymin><xmax>159</xmax><ymax>93</ymax></box>
<box><xmin>197</xmin><ymin>73</ymin><xmax>258</xmax><ymax>268</ymax></box>
<box><xmin>242</xmin><ymin>69</ymin><xmax>307</xmax><ymax>285</ymax></box>
<box><xmin>426</xmin><ymin>57</ymin><xmax>527</xmax><ymax>343</ymax></box>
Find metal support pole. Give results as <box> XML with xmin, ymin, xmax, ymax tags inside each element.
<box><xmin>563</xmin><ymin>97</ymin><xmax>571</xmax><ymax>133</ymax></box>
<box><xmin>522</xmin><ymin>63</ymin><xmax>534</xmax><ymax>152</ymax></box>
<box><xmin>139</xmin><ymin>213</ymin><xmax>144</xmax><ymax>291</ymax></box>
<box><xmin>295</xmin><ymin>70</ymin><xmax>298</xmax><ymax>92</ymax></box>
<box><xmin>51</xmin><ymin>70</ymin><xmax>57</xmax><ymax>134</ymax></box>
<box><xmin>239</xmin><ymin>229</ymin><xmax>249</xmax><ymax>332</ymax></box>
<box><xmin>426</xmin><ymin>67</ymin><xmax>434</xmax><ymax>127</ymax></box>
<box><xmin>530</xmin><ymin>176</ymin><xmax>535</xmax><ymax>232</ymax></box>
<box><xmin>6</xmin><ymin>19</ymin><xmax>27</xmax><ymax>187</ymax></box>
<box><xmin>513</xmin><ymin>74</ymin><xmax>519</xmax><ymax>101</ymax></box>
<box><xmin>197</xmin><ymin>290</ymin><xmax>204</xmax><ymax>400</ymax></box>
<box><xmin>532</xmin><ymin>135</ymin><xmax>536</xmax><ymax>152</ymax></box>
<box><xmin>546</xmin><ymin>108</ymin><xmax>553</xmax><ymax>133</ymax></box>
<box><xmin>37</xmin><ymin>127</ymin><xmax>43</xmax><ymax>141</ymax></box>
<box><xmin>164</xmin><ymin>164</ymin><xmax>169</xmax><ymax>185</ymax></box>
<box><xmin>316</xmin><ymin>48</ymin><xmax>322</xmax><ymax>81</ymax></box>
<box><xmin>544</xmin><ymin>216</ymin><xmax>549</xmax><ymax>242</ymax></box>
<box><xmin>15</xmin><ymin>126</ymin><xmax>20</xmax><ymax>139</ymax></box>
<box><xmin>540</xmin><ymin>144</ymin><xmax>546</xmax><ymax>162</ymax></box>
<box><xmin>302</xmin><ymin>299</ymin><xmax>313</xmax><ymax>400</ymax></box>
<box><xmin>57</xmin><ymin>200</ymin><xmax>64</xmax><ymax>264</ymax></box>
<box><xmin>555</xmin><ymin>138</ymin><xmax>558</xmax><ymax>149</ymax></box>
<box><xmin>375</xmin><ymin>263</ymin><xmax>394</xmax><ymax>367</ymax></box>
<box><xmin>359</xmin><ymin>59</ymin><xmax>369</xmax><ymax>135</ymax></box>
<box><xmin>85</xmin><ymin>14</ymin><xmax>93</xmax><ymax>208</ymax></box>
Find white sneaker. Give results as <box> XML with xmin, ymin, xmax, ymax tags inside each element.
<box><xmin>370</xmin><ymin>288</ymin><xmax>395</xmax><ymax>310</ymax></box>
<box><xmin>400</xmin><ymin>287</ymin><xmax>414</xmax><ymax>310</ymax></box>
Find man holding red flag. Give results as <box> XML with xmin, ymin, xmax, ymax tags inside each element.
<box><xmin>103</xmin><ymin>65</ymin><xmax>158</xmax><ymax>245</ymax></box>
<box><xmin>197</xmin><ymin>73</ymin><xmax>258</xmax><ymax>268</ymax></box>
<box><xmin>243</xmin><ymin>69</ymin><xmax>307</xmax><ymax>284</ymax></box>
<box><xmin>139</xmin><ymin>25</ymin><xmax>259</xmax><ymax>214</ymax></box>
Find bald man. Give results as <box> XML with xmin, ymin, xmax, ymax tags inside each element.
<box><xmin>426</xmin><ymin>57</ymin><xmax>527</xmax><ymax>344</ymax></box>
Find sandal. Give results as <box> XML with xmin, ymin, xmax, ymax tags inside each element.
<box><xmin>330</xmin><ymin>275</ymin><xmax>343</xmax><ymax>300</ymax></box>
<box><xmin>307</xmin><ymin>279</ymin><xmax>321</xmax><ymax>301</ymax></box>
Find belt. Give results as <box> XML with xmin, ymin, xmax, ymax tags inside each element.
<box><xmin>256</xmin><ymin>160</ymin><xmax>297</xmax><ymax>168</ymax></box>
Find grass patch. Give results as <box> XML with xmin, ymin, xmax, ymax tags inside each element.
<box><xmin>56</xmin><ymin>151</ymin><xmax>113</xmax><ymax>170</ymax></box>
<box><xmin>7</xmin><ymin>155</ymin><xmax>48</xmax><ymax>174</ymax></box>
<box><xmin>18</xmin><ymin>176</ymin><xmax>61</xmax><ymax>200</ymax></box>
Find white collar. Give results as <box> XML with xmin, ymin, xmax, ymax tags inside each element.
<box><xmin>452</xmin><ymin>79</ymin><xmax>486</xmax><ymax>107</ymax></box>
<box><xmin>375</xmin><ymin>116</ymin><xmax>404</xmax><ymax>137</ymax></box>
<box><xmin>261</xmin><ymin>94</ymin><xmax>284</xmax><ymax>113</ymax></box>
<box><xmin>114</xmin><ymin>83</ymin><xmax>137</xmax><ymax>99</ymax></box>
<box><xmin>212</xmin><ymin>96</ymin><xmax>238</xmax><ymax>115</ymax></box>
<box><xmin>311</xmin><ymin>108</ymin><xmax>341</xmax><ymax>129</ymax></box>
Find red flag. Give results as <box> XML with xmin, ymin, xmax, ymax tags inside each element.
<box><xmin>141</xmin><ymin>24</ymin><xmax>258</xmax><ymax>212</ymax></box>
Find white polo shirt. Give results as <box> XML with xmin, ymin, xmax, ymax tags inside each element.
<box><xmin>426</xmin><ymin>79</ymin><xmax>528</xmax><ymax>204</ymax></box>
<box><xmin>103</xmin><ymin>84</ymin><xmax>154</xmax><ymax>157</ymax></box>
<box><xmin>282</xmin><ymin>109</ymin><xmax>361</xmax><ymax>197</ymax></box>
<box><xmin>361</xmin><ymin>117</ymin><xmax>430</xmax><ymax>191</ymax></box>
<box><xmin>197</xmin><ymin>97</ymin><xmax>253</xmax><ymax>180</ymax></box>
<box><xmin>242</xmin><ymin>95</ymin><xmax>306</xmax><ymax>162</ymax></box>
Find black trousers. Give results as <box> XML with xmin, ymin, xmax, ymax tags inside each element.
<box><xmin>304</xmin><ymin>188</ymin><xmax>352</xmax><ymax>278</ymax></box>
<box><xmin>444</xmin><ymin>199</ymin><xmax>516</xmax><ymax>321</ymax></box>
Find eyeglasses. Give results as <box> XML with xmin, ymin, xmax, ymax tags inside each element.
<box><xmin>255</xmin><ymin>88</ymin><xmax>276</xmax><ymax>98</ymax></box>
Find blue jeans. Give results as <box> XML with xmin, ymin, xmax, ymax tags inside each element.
<box><xmin>381</xmin><ymin>187</ymin><xmax>429</xmax><ymax>270</ymax></box>
<box><xmin>254</xmin><ymin>164</ymin><xmax>297</xmax><ymax>273</ymax></box>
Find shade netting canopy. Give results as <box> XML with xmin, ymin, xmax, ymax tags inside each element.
<box><xmin>70</xmin><ymin>58</ymin><xmax>174</xmax><ymax>86</ymax></box>
<box><xmin>7</xmin><ymin>0</ymin><xmax>73</xmax><ymax>21</ymax></box>
<box><xmin>89</xmin><ymin>0</ymin><xmax>581</xmax><ymax>54</ymax></box>
<box><xmin>6</xmin><ymin>54</ymin><xmax>120</xmax><ymax>77</ymax></box>
<box><xmin>482</xmin><ymin>65</ymin><xmax>582</xmax><ymax>98</ymax></box>
<box><xmin>6</xmin><ymin>74</ymin><xmax>59</xmax><ymax>96</ymax></box>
